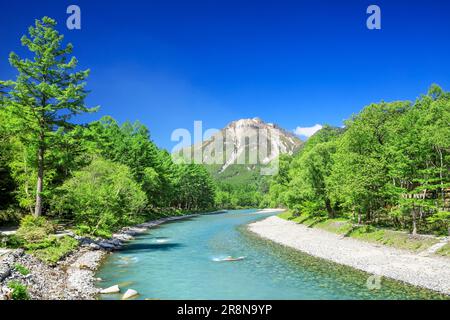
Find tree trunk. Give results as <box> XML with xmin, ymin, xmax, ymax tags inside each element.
<box><xmin>357</xmin><ymin>210</ymin><xmax>362</xmax><ymax>225</ymax></box>
<box><xmin>366</xmin><ymin>210</ymin><xmax>371</xmax><ymax>223</ymax></box>
<box><xmin>411</xmin><ymin>205</ymin><xmax>417</xmax><ymax>236</ymax></box>
<box><xmin>438</xmin><ymin>148</ymin><xmax>445</xmax><ymax>207</ymax></box>
<box><xmin>325</xmin><ymin>198</ymin><xmax>334</xmax><ymax>219</ymax></box>
<box><xmin>35</xmin><ymin>92</ymin><xmax>46</xmax><ymax>217</ymax></box>
<box><xmin>34</xmin><ymin>141</ymin><xmax>44</xmax><ymax>217</ymax></box>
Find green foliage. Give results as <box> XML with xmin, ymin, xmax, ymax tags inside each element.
<box><xmin>271</xmin><ymin>86</ymin><xmax>450</xmax><ymax>236</ymax></box>
<box><xmin>53</xmin><ymin>158</ymin><xmax>147</xmax><ymax>236</ymax></box>
<box><xmin>436</xmin><ymin>243</ymin><xmax>450</xmax><ymax>257</ymax></box>
<box><xmin>0</xmin><ymin>207</ymin><xmax>22</xmax><ymax>225</ymax></box>
<box><xmin>7</xmin><ymin>280</ymin><xmax>30</xmax><ymax>300</ymax></box>
<box><xmin>27</xmin><ymin>236</ymin><xmax>78</xmax><ymax>264</ymax></box>
<box><xmin>0</xmin><ymin>234</ymin><xmax>24</xmax><ymax>248</ymax></box>
<box><xmin>215</xmin><ymin>182</ymin><xmax>262</xmax><ymax>209</ymax></box>
<box><xmin>270</xmin><ymin>126</ymin><xmax>341</xmax><ymax>216</ymax></box>
<box><xmin>175</xmin><ymin>164</ymin><xmax>216</xmax><ymax>210</ymax></box>
<box><xmin>82</xmin><ymin>117</ymin><xmax>175</xmax><ymax>208</ymax></box>
<box><xmin>0</xmin><ymin>17</ymin><xmax>96</xmax><ymax>216</ymax></box>
<box><xmin>347</xmin><ymin>227</ymin><xmax>439</xmax><ymax>252</ymax></box>
<box><xmin>16</xmin><ymin>215</ymin><xmax>55</xmax><ymax>243</ymax></box>
<box><xmin>12</xmin><ymin>215</ymin><xmax>78</xmax><ymax>264</ymax></box>
<box><xmin>14</xmin><ymin>263</ymin><xmax>30</xmax><ymax>276</ymax></box>
<box><xmin>1</xmin><ymin>17</ymin><xmax>219</xmax><ymax>233</ymax></box>
<box><xmin>278</xmin><ymin>211</ymin><xmax>440</xmax><ymax>252</ymax></box>
<box><xmin>24</xmin><ymin>236</ymin><xmax>58</xmax><ymax>250</ymax></box>
<box><xmin>1</xmin><ymin>16</ymin><xmax>448</xmax><ymax>249</ymax></box>
<box><xmin>427</xmin><ymin>211</ymin><xmax>450</xmax><ymax>236</ymax></box>
<box><xmin>0</xmin><ymin>106</ymin><xmax>17</xmax><ymax>213</ymax></box>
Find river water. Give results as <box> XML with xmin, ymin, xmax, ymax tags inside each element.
<box><xmin>96</xmin><ymin>209</ymin><xmax>445</xmax><ymax>299</ymax></box>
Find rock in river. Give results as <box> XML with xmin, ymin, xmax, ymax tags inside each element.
<box><xmin>122</xmin><ymin>289</ymin><xmax>138</xmax><ymax>300</ymax></box>
<box><xmin>100</xmin><ymin>285</ymin><xmax>120</xmax><ymax>294</ymax></box>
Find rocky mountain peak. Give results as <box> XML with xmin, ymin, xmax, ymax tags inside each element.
<box><xmin>176</xmin><ymin>118</ymin><xmax>302</xmax><ymax>176</ymax></box>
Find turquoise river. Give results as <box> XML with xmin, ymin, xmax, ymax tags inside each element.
<box><xmin>96</xmin><ymin>209</ymin><xmax>446</xmax><ymax>300</ymax></box>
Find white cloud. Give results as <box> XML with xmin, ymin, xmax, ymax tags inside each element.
<box><xmin>293</xmin><ymin>124</ymin><xmax>323</xmax><ymax>138</ymax></box>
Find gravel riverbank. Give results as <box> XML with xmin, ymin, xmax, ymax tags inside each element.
<box><xmin>0</xmin><ymin>214</ymin><xmax>198</xmax><ymax>300</ymax></box>
<box><xmin>248</xmin><ymin>216</ymin><xmax>450</xmax><ymax>295</ymax></box>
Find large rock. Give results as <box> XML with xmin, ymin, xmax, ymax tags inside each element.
<box><xmin>12</xmin><ymin>249</ymin><xmax>24</xmax><ymax>257</ymax></box>
<box><xmin>0</xmin><ymin>263</ymin><xmax>11</xmax><ymax>282</ymax></box>
<box><xmin>108</xmin><ymin>239</ymin><xmax>122</xmax><ymax>247</ymax></box>
<box><xmin>89</xmin><ymin>243</ymin><xmax>101</xmax><ymax>251</ymax></box>
<box><xmin>97</xmin><ymin>241</ymin><xmax>117</xmax><ymax>251</ymax></box>
<box><xmin>76</xmin><ymin>236</ymin><xmax>94</xmax><ymax>247</ymax></box>
<box><xmin>122</xmin><ymin>288</ymin><xmax>138</xmax><ymax>300</ymax></box>
<box><xmin>0</xmin><ymin>286</ymin><xmax>12</xmax><ymax>300</ymax></box>
<box><xmin>112</xmin><ymin>233</ymin><xmax>134</xmax><ymax>242</ymax></box>
<box><xmin>100</xmin><ymin>285</ymin><xmax>120</xmax><ymax>294</ymax></box>
<box><xmin>123</xmin><ymin>227</ymin><xmax>147</xmax><ymax>236</ymax></box>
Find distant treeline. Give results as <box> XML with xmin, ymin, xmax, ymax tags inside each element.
<box><xmin>265</xmin><ymin>86</ymin><xmax>450</xmax><ymax>235</ymax></box>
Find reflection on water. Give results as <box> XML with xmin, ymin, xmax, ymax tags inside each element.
<box><xmin>96</xmin><ymin>210</ymin><xmax>447</xmax><ymax>300</ymax></box>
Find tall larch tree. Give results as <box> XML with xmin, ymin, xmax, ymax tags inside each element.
<box><xmin>0</xmin><ymin>17</ymin><xmax>95</xmax><ymax>216</ymax></box>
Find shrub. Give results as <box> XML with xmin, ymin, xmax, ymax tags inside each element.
<box><xmin>7</xmin><ymin>281</ymin><xmax>30</xmax><ymax>300</ymax></box>
<box><xmin>0</xmin><ymin>207</ymin><xmax>23</xmax><ymax>224</ymax></box>
<box><xmin>427</xmin><ymin>211</ymin><xmax>450</xmax><ymax>236</ymax></box>
<box><xmin>16</xmin><ymin>215</ymin><xmax>55</xmax><ymax>243</ymax></box>
<box><xmin>14</xmin><ymin>263</ymin><xmax>30</xmax><ymax>275</ymax></box>
<box><xmin>52</xmin><ymin>158</ymin><xmax>147</xmax><ymax>236</ymax></box>
<box><xmin>28</xmin><ymin>236</ymin><xmax>78</xmax><ymax>265</ymax></box>
<box><xmin>0</xmin><ymin>234</ymin><xmax>24</xmax><ymax>248</ymax></box>
<box><xmin>24</xmin><ymin>236</ymin><xmax>57</xmax><ymax>250</ymax></box>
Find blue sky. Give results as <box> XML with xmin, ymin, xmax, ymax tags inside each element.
<box><xmin>1</xmin><ymin>0</ymin><xmax>450</xmax><ymax>150</ymax></box>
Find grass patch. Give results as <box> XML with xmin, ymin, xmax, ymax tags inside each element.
<box><xmin>7</xmin><ymin>280</ymin><xmax>30</xmax><ymax>300</ymax></box>
<box><xmin>26</xmin><ymin>236</ymin><xmax>79</xmax><ymax>265</ymax></box>
<box><xmin>278</xmin><ymin>211</ymin><xmax>350</xmax><ymax>231</ymax></box>
<box><xmin>14</xmin><ymin>263</ymin><xmax>30</xmax><ymax>276</ymax></box>
<box><xmin>277</xmin><ymin>211</ymin><xmax>439</xmax><ymax>252</ymax></box>
<box><xmin>348</xmin><ymin>226</ymin><xmax>439</xmax><ymax>252</ymax></box>
<box><xmin>436</xmin><ymin>243</ymin><xmax>450</xmax><ymax>257</ymax></box>
<box><xmin>314</xmin><ymin>219</ymin><xmax>354</xmax><ymax>234</ymax></box>
<box><xmin>4</xmin><ymin>216</ymin><xmax>79</xmax><ymax>265</ymax></box>
<box><xmin>16</xmin><ymin>215</ymin><xmax>55</xmax><ymax>243</ymax></box>
<box><xmin>278</xmin><ymin>210</ymin><xmax>305</xmax><ymax>223</ymax></box>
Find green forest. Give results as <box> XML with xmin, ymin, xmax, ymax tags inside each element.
<box><xmin>1</xmin><ymin>16</ymin><xmax>449</xmax><ymax>247</ymax></box>
<box><xmin>0</xmin><ymin>18</ymin><xmax>216</xmax><ymax>239</ymax></box>
<box><xmin>265</xmin><ymin>87</ymin><xmax>450</xmax><ymax>236</ymax></box>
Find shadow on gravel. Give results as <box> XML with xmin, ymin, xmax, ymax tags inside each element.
<box><xmin>163</xmin><ymin>216</ymin><xmax>198</xmax><ymax>224</ymax></box>
<box><xmin>306</xmin><ymin>218</ymin><xmax>327</xmax><ymax>228</ymax></box>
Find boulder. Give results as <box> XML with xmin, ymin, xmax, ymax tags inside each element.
<box><xmin>0</xmin><ymin>263</ymin><xmax>11</xmax><ymax>282</ymax></box>
<box><xmin>0</xmin><ymin>286</ymin><xmax>12</xmax><ymax>300</ymax></box>
<box><xmin>123</xmin><ymin>227</ymin><xmax>147</xmax><ymax>236</ymax></box>
<box><xmin>76</xmin><ymin>236</ymin><xmax>94</xmax><ymax>246</ymax></box>
<box><xmin>112</xmin><ymin>233</ymin><xmax>134</xmax><ymax>242</ymax></box>
<box><xmin>77</xmin><ymin>263</ymin><xmax>91</xmax><ymax>270</ymax></box>
<box><xmin>122</xmin><ymin>288</ymin><xmax>139</xmax><ymax>300</ymax></box>
<box><xmin>100</xmin><ymin>285</ymin><xmax>120</xmax><ymax>294</ymax></box>
<box><xmin>12</xmin><ymin>249</ymin><xmax>24</xmax><ymax>258</ymax></box>
<box><xmin>89</xmin><ymin>243</ymin><xmax>101</xmax><ymax>250</ymax></box>
<box><xmin>98</xmin><ymin>241</ymin><xmax>117</xmax><ymax>251</ymax></box>
<box><xmin>109</xmin><ymin>238</ymin><xmax>122</xmax><ymax>247</ymax></box>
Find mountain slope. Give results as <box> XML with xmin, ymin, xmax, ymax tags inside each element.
<box><xmin>175</xmin><ymin>117</ymin><xmax>302</xmax><ymax>184</ymax></box>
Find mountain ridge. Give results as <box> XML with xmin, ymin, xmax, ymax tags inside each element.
<box><xmin>175</xmin><ymin>117</ymin><xmax>303</xmax><ymax>184</ymax></box>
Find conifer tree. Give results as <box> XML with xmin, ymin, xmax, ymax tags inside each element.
<box><xmin>0</xmin><ymin>17</ymin><xmax>95</xmax><ymax>216</ymax></box>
